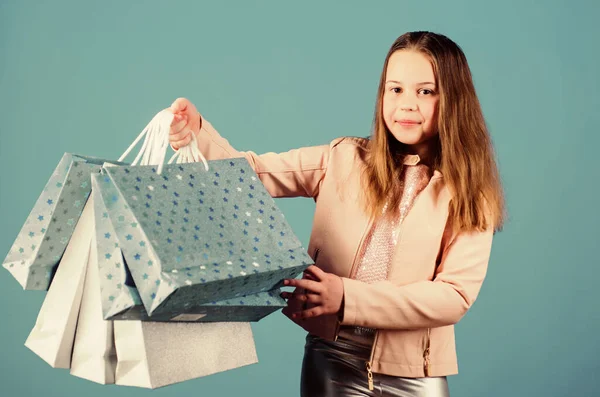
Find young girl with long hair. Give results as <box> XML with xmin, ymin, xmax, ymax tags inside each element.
<box><xmin>168</xmin><ymin>31</ymin><xmax>505</xmax><ymax>397</ymax></box>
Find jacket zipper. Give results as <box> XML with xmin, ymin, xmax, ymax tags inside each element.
<box><xmin>327</xmin><ymin>214</ymin><xmax>374</xmax><ymax>340</ymax></box>
<box><xmin>366</xmin><ymin>332</ymin><xmax>379</xmax><ymax>390</ymax></box>
<box><xmin>348</xmin><ymin>215</ymin><xmax>374</xmax><ymax>280</ymax></box>
<box><xmin>344</xmin><ymin>214</ymin><xmax>377</xmax><ymax>390</ymax></box>
<box><xmin>423</xmin><ymin>327</ymin><xmax>431</xmax><ymax>376</ymax></box>
<box><xmin>363</xmin><ymin>182</ymin><xmax>434</xmax><ymax>388</ymax></box>
<box><xmin>383</xmin><ymin>185</ymin><xmax>433</xmax><ymax>380</ymax></box>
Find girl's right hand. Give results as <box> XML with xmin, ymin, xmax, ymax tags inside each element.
<box><xmin>169</xmin><ymin>97</ymin><xmax>202</xmax><ymax>150</ymax></box>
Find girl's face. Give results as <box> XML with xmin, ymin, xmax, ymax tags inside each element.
<box><xmin>382</xmin><ymin>50</ymin><xmax>440</xmax><ymax>158</ymax></box>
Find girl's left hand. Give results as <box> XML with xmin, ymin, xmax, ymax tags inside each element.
<box><xmin>280</xmin><ymin>265</ymin><xmax>344</xmax><ymax>320</ymax></box>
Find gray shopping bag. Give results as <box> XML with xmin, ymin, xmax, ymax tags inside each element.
<box><xmin>3</xmin><ymin>153</ymin><xmax>118</xmax><ymax>290</ymax></box>
<box><xmin>113</xmin><ymin>320</ymin><xmax>257</xmax><ymax>389</ymax></box>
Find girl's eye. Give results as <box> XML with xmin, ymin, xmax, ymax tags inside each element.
<box><xmin>419</xmin><ymin>88</ymin><xmax>435</xmax><ymax>95</ymax></box>
<box><xmin>391</xmin><ymin>87</ymin><xmax>402</xmax><ymax>93</ymax></box>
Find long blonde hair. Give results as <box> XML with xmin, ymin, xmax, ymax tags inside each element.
<box><xmin>362</xmin><ymin>31</ymin><xmax>505</xmax><ymax>233</ymax></box>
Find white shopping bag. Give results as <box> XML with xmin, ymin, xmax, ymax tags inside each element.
<box><xmin>24</xmin><ymin>199</ymin><xmax>94</xmax><ymax>368</ymax></box>
<box><xmin>70</xmin><ymin>226</ymin><xmax>117</xmax><ymax>384</ymax></box>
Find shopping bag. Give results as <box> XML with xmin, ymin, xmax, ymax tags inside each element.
<box><xmin>67</xmin><ymin>110</ymin><xmax>259</xmax><ymax>389</ymax></box>
<box><xmin>94</xmin><ymin>158</ymin><xmax>311</xmax><ymax>317</ymax></box>
<box><xmin>69</xmin><ymin>226</ymin><xmax>117</xmax><ymax>384</ymax></box>
<box><xmin>113</xmin><ymin>321</ymin><xmax>257</xmax><ymax>389</ymax></box>
<box><xmin>3</xmin><ymin>153</ymin><xmax>117</xmax><ymax>290</ymax></box>
<box><xmin>24</xmin><ymin>198</ymin><xmax>95</xmax><ymax>368</ymax></box>
<box><xmin>111</xmin><ymin>289</ymin><xmax>286</xmax><ymax>322</ymax></box>
<box><xmin>91</xmin><ymin>162</ymin><xmax>286</xmax><ymax>322</ymax></box>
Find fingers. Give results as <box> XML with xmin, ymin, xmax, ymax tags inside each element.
<box><xmin>170</xmin><ymin>113</ymin><xmax>186</xmax><ymax>127</ymax></box>
<box><xmin>282</xmin><ymin>302</ymin><xmax>319</xmax><ymax>322</ymax></box>
<box><xmin>170</xmin><ymin>135</ymin><xmax>193</xmax><ymax>150</ymax></box>
<box><xmin>302</xmin><ymin>272</ymin><xmax>317</xmax><ymax>281</ymax></box>
<box><xmin>170</xmin><ymin>127</ymin><xmax>192</xmax><ymax>142</ymax></box>
<box><xmin>292</xmin><ymin>307</ymin><xmax>323</xmax><ymax>319</ymax></box>
<box><xmin>170</xmin><ymin>98</ymin><xmax>198</xmax><ymax>125</ymax></box>
<box><xmin>303</xmin><ymin>265</ymin><xmax>325</xmax><ymax>281</ymax></box>
<box><xmin>171</xmin><ymin>97</ymin><xmax>199</xmax><ymax>123</ymax></box>
<box><xmin>282</xmin><ymin>306</ymin><xmax>302</xmax><ymax>324</ymax></box>
<box><xmin>283</xmin><ymin>278</ymin><xmax>323</xmax><ymax>294</ymax></box>
<box><xmin>170</xmin><ymin>97</ymin><xmax>190</xmax><ymax>113</ymax></box>
<box><xmin>169</xmin><ymin>113</ymin><xmax>193</xmax><ymax>149</ymax></box>
<box><xmin>280</xmin><ymin>291</ymin><xmax>320</xmax><ymax>304</ymax></box>
<box><xmin>281</xmin><ymin>295</ymin><xmax>305</xmax><ymax>313</ymax></box>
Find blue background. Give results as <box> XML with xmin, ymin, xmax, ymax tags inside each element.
<box><xmin>1</xmin><ymin>0</ymin><xmax>598</xmax><ymax>396</ymax></box>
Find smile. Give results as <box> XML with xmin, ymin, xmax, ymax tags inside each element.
<box><xmin>396</xmin><ymin>120</ymin><xmax>421</xmax><ymax>126</ymax></box>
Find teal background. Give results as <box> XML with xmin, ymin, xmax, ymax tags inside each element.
<box><xmin>1</xmin><ymin>0</ymin><xmax>598</xmax><ymax>396</ymax></box>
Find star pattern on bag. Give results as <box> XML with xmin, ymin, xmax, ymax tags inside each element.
<box><xmin>91</xmin><ymin>180</ymin><xmax>137</xmax><ymax>319</ymax></box>
<box><xmin>96</xmin><ymin>159</ymin><xmax>309</xmax><ymax>317</ymax></box>
<box><xmin>2</xmin><ymin>154</ymin><xmax>102</xmax><ymax>290</ymax></box>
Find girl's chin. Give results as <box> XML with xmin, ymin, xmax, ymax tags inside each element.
<box><xmin>389</xmin><ymin>131</ymin><xmax>425</xmax><ymax>146</ymax></box>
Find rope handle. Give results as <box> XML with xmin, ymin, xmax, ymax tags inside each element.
<box><xmin>118</xmin><ymin>109</ymin><xmax>209</xmax><ymax>172</ymax></box>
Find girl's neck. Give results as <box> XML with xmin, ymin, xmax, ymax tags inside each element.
<box><xmin>404</xmin><ymin>139</ymin><xmax>440</xmax><ymax>167</ymax></box>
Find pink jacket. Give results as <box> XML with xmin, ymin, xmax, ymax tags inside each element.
<box><xmin>195</xmin><ymin>117</ymin><xmax>494</xmax><ymax>379</ymax></box>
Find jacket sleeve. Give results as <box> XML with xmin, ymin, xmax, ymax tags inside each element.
<box><xmin>339</xmin><ymin>226</ymin><xmax>494</xmax><ymax>329</ymax></box>
<box><xmin>196</xmin><ymin>115</ymin><xmax>333</xmax><ymax>199</ymax></box>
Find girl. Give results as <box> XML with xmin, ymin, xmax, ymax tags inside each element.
<box><xmin>168</xmin><ymin>31</ymin><xmax>505</xmax><ymax>397</ymax></box>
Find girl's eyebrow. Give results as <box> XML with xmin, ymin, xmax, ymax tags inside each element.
<box><xmin>385</xmin><ymin>80</ymin><xmax>436</xmax><ymax>85</ymax></box>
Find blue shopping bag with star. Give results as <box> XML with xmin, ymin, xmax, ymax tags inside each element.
<box><xmin>2</xmin><ymin>153</ymin><xmax>119</xmax><ymax>290</ymax></box>
<box><xmin>93</xmin><ymin>158</ymin><xmax>311</xmax><ymax>318</ymax></box>
<box><xmin>90</xmin><ymin>172</ymin><xmax>286</xmax><ymax>322</ymax></box>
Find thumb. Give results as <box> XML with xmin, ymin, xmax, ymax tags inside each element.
<box><xmin>170</xmin><ymin>97</ymin><xmax>190</xmax><ymax>113</ymax></box>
